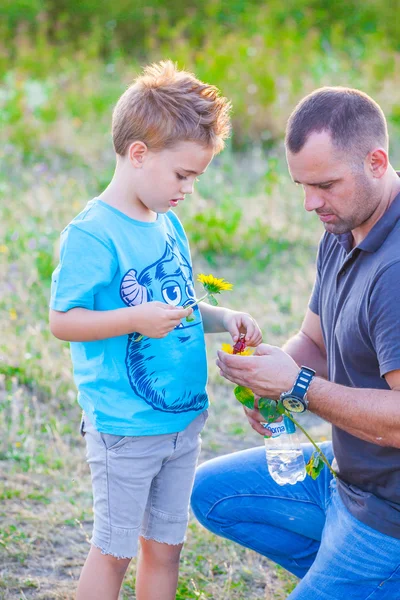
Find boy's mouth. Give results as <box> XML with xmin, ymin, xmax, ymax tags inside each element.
<box><xmin>169</xmin><ymin>197</ymin><xmax>184</xmax><ymax>207</ymax></box>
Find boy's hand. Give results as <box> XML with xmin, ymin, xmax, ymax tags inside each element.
<box><xmin>130</xmin><ymin>302</ymin><xmax>193</xmax><ymax>338</ymax></box>
<box><xmin>222</xmin><ymin>310</ymin><xmax>263</xmax><ymax>347</ymax></box>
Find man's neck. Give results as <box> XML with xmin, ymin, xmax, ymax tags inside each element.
<box><xmin>351</xmin><ymin>168</ymin><xmax>400</xmax><ymax>247</ymax></box>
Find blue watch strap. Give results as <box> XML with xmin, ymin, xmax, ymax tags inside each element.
<box><xmin>292</xmin><ymin>366</ymin><xmax>316</xmax><ymax>399</ymax></box>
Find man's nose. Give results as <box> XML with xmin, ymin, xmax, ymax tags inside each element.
<box><xmin>303</xmin><ymin>187</ymin><xmax>324</xmax><ymax>212</ymax></box>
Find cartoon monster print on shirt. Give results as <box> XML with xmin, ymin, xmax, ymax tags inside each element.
<box><xmin>119</xmin><ymin>235</ymin><xmax>207</xmax><ymax>413</ymax></box>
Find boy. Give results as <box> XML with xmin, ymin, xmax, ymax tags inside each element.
<box><xmin>49</xmin><ymin>61</ymin><xmax>262</xmax><ymax>600</ymax></box>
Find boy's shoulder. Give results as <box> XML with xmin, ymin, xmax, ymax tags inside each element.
<box><xmin>61</xmin><ymin>199</ymin><xmax>115</xmax><ymax>251</ymax></box>
<box><xmin>165</xmin><ymin>210</ymin><xmax>188</xmax><ymax>241</ymax></box>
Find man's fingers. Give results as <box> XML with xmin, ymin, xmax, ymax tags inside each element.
<box><xmin>254</xmin><ymin>343</ymin><xmax>276</xmax><ymax>356</ymax></box>
<box><xmin>216</xmin><ymin>358</ymin><xmax>250</xmax><ymax>381</ymax></box>
<box><xmin>218</xmin><ymin>367</ymin><xmax>248</xmax><ymax>387</ymax></box>
<box><xmin>247</xmin><ymin>414</ymin><xmax>269</xmax><ymax>436</ymax></box>
<box><xmin>217</xmin><ymin>350</ymin><xmax>256</xmax><ymax>370</ymax></box>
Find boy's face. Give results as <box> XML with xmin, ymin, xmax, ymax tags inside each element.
<box><xmin>135</xmin><ymin>141</ymin><xmax>214</xmax><ymax>214</ymax></box>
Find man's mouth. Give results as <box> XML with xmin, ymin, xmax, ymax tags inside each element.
<box><xmin>317</xmin><ymin>213</ymin><xmax>335</xmax><ymax>223</ymax></box>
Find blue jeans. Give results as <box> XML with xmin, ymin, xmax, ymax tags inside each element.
<box><xmin>191</xmin><ymin>443</ymin><xmax>400</xmax><ymax>599</ymax></box>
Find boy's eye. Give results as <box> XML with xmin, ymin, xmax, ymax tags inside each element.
<box><xmin>319</xmin><ymin>183</ymin><xmax>333</xmax><ymax>190</ymax></box>
<box><xmin>176</xmin><ymin>173</ymin><xmax>187</xmax><ymax>181</ymax></box>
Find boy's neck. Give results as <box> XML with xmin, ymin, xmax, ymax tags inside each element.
<box><xmin>98</xmin><ymin>176</ymin><xmax>157</xmax><ymax>223</ymax></box>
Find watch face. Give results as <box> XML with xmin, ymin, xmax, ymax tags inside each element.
<box><xmin>282</xmin><ymin>396</ymin><xmax>306</xmax><ymax>413</ymax></box>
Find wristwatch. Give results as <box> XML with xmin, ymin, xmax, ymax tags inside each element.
<box><xmin>280</xmin><ymin>366</ymin><xmax>316</xmax><ymax>413</ymax></box>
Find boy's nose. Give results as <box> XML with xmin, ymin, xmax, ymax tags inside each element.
<box><xmin>181</xmin><ymin>181</ymin><xmax>194</xmax><ymax>195</ymax></box>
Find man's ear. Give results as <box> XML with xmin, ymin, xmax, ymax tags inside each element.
<box><xmin>128</xmin><ymin>141</ymin><xmax>148</xmax><ymax>168</ymax></box>
<box><xmin>367</xmin><ymin>148</ymin><xmax>388</xmax><ymax>179</ymax></box>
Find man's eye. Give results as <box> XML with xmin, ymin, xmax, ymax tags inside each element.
<box><xmin>320</xmin><ymin>183</ymin><xmax>332</xmax><ymax>190</ymax></box>
<box><xmin>176</xmin><ymin>173</ymin><xmax>187</xmax><ymax>181</ymax></box>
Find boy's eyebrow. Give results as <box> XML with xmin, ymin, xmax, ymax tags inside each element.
<box><xmin>180</xmin><ymin>168</ymin><xmax>205</xmax><ymax>176</ymax></box>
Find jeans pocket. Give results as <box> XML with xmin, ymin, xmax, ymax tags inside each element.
<box><xmin>79</xmin><ymin>414</ymin><xmax>86</xmax><ymax>437</ymax></box>
<box><xmin>99</xmin><ymin>432</ymin><xmax>129</xmax><ymax>452</ymax></box>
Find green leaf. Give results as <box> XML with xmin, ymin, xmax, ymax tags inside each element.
<box><xmin>306</xmin><ymin>452</ymin><xmax>325</xmax><ymax>480</ymax></box>
<box><xmin>234</xmin><ymin>386</ymin><xmax>255</xmax><ymax>409</ymax></box>
<box><xmin>258</xmin><ymin>397</ymin><xmax>281</xmax><ymax>422</ymax></box>
<box><xmin>208</xmin><ymin>294</ymin><xmax>219</xmax><ymax>306</ymax></box>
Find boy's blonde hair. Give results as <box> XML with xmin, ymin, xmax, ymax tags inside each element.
<box><xmin>112</xmin><ymin>60</ymin><xmax>231</xmax><ymax>156</ymax></box>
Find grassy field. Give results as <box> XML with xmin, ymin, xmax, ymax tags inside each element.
<box><xmin>2</xmin><ymin>21</ymin><xmax>400</xmax><ymax>596</ymax></box>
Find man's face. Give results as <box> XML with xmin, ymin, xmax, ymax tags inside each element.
<box><xmin>136</xmin><ymin>141</ymin><xmax>214</xmax><ymax>214</ymax></box>
<box><xmin>286</xmin><ymin>131</ymin><xmax>379</xmax><ymax>235</ymax></box>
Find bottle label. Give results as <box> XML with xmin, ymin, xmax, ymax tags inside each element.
<box><xmin>263</xmin><ymin>420</ymin><xmax>287</xmax><ymax>438</ymax></box>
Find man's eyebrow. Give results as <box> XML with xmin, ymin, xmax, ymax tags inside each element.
<box><xmin>180</xmin><ymin>168</ymin><xmax>205</xmax><ymax>176</ymax></box>
<box><xmin>293</xmin><ymin>178</ymin><xmax>339</xmax><ymax>186</ymax></box>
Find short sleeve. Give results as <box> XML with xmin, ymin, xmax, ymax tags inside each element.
<box><xmin>368</xmin><ymin>261</ymin><xmax>400</xmax><ymax>377</ymax></box>
<box><xmin>50</xmin><ymin>225</ymin><xmax>117</xmax><ymax>312</ymax></box>
<box><xmin>308</xmin><ymin>239</ymin><xmax>324</xmax><ymax>316</ymax></box>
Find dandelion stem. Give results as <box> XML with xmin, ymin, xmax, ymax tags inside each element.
<box><xmin>186</xmin><ymin>292</ymin><xmax>210</xmax><ymax>309</ymax></box>
<box><xmin>284</xmin><ymin>411</ymin><xmax>337</xmax><ymax>478</ymax></box>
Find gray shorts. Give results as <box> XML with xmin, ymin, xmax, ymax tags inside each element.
<box><xmin>80</xmin><ymin>411</ymin><xmax>208</xmax><ymax>559</ymax></box>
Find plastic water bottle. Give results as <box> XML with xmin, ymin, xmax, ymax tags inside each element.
<box><xmin>264</xmin><ymin>415</ymin><xmax>306</xmax><ymax>485</ymax></box>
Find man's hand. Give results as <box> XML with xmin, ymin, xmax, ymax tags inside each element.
<box><xmin>221</xmin><ymin>310</ymin><xmax>263</xmax><ymax>347</ymax></box>
<box><xmin>216</xmin><ymin>343</ymin><xmax>299</xmax><ymax>399</ymax></box>
<box><xmin>243</xmin><ymin>396</ymin><xmax>283</xmax><ymax>436</ymax></box>
<box><xmin>131</xmin><ymin>302</ymin><xmax>193</xmax><ymax>338</ymax></box>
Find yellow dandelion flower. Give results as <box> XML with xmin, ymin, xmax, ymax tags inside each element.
<box><xmin>9</xmin><ymin>308</ymin><xmax>17</xmax><ymax>321</ymax></box>
<box><xmin>15</xmin><ymin>442</ymin><xmax>21</xmax><ymax>448</ymax></box>
<box><xmin>221</xmin><ymin>343</ymin><xmax>254</xmax><ymax>356</ymax></box>
<box><xmin>0</xmin><ymin>245</ymin><xmax>8</xmax><ymax>253</ymax></box>
<box><xmin>197</xmin><ymin>273</ymin><xmax>233</xmax><ymax>294</ymax></box>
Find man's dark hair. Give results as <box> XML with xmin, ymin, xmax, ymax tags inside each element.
<box><xmin>285</xmin><ymin>87</ymin><xmax>388</xmax><ymax>162</ymax></box>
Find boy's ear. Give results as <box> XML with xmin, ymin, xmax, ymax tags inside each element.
<box><xmin>128</xmin><ymin>141</ymin><xmax>148</xmax><ymax>168</ymax></box>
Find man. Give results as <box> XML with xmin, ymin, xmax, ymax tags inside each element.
<box><xmin>191</xmin><ymin>87</ymin><xmax>400</xmax><ymax>599</ymax></box>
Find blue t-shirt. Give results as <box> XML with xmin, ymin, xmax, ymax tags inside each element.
<box><xmin>50</xmin><ymin>199</ymin><xmax>208</xmax><ymax>435</ymax></box>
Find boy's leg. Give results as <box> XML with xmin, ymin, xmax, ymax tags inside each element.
<box><xmin>191</xmin><ymin>442</ymin><xmax>334</xmax><ymax>578</ymax></box>
<box><xmin>136</xmin><ymin>539</ymin><xmax>183</xmax><ymax>600</ymax></box>
<box><xmin>78</xmin><ymin>416</ymin><xmax>169</xmax><ymax>599</ymax></box>
<box><xmin>76</xmin><ymin>545</ymin><xmax>131</xmax><ymax>600</ymax></box>
<box><xmin>137</xmin><ymin>411</ymin><xmax>208</xmax><ymax>600</ymax></box>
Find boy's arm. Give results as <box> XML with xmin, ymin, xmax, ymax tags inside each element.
<box><xmin>50</xmin><ymin>303</ymin><xmax>192</xmax><ymax>342</ymax></box>
<box><xmin>198</xmin><ymin>302</ymin><xmax>232</xmax><ymax>334</ymax></box>
<box><xmin>199</xmin><ymin>303</ymin><xmax>262</xmax><ymax>346</ymax></box>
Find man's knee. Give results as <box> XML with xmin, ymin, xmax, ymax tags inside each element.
<box><xmin>191</xmin><ymin>460</ymin><xmax>215</xmax><ymax>525</ymax></box>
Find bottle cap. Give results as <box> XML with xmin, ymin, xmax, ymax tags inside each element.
<box><xmin>283</xmin><ymin>415</ymin><xmax>296</xmax><ymax>434</ymax></box>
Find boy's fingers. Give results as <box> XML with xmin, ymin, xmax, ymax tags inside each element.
<box><xmin>162</xmin><ymin>306</ymin><xmax>192</xmax><ymax>317</ymax></box>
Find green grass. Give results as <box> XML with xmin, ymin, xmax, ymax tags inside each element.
<box><xmin>2</xmin><ymin>15</ymin><xmax>400</xmax><ymax>596</ymax></box>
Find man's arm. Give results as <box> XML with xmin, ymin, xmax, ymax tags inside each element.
<box><xmin>307</xmin><ymin>371</ymin><xmax>400</xmax><ymax>447</ymax></box>
<box><xmin>217</xmin><ymin>344</ymin><xmax>400</xmax><ymax>448</ymax></box>
<box><xmin>282</xmin><ymin>309</ymin><xmax>328</xmax><ymax>378</ymax></box>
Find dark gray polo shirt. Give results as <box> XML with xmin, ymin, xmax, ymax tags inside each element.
<box><xmin>309</xmin><ymin>191</ymin><xmax>400</xmax><ymax>539</ymax></box>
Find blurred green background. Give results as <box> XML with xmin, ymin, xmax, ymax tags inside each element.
<box><xmin>1</xmin><ymin>2</ymin><xmax>400</xmax><ymax>599</ymax></box>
